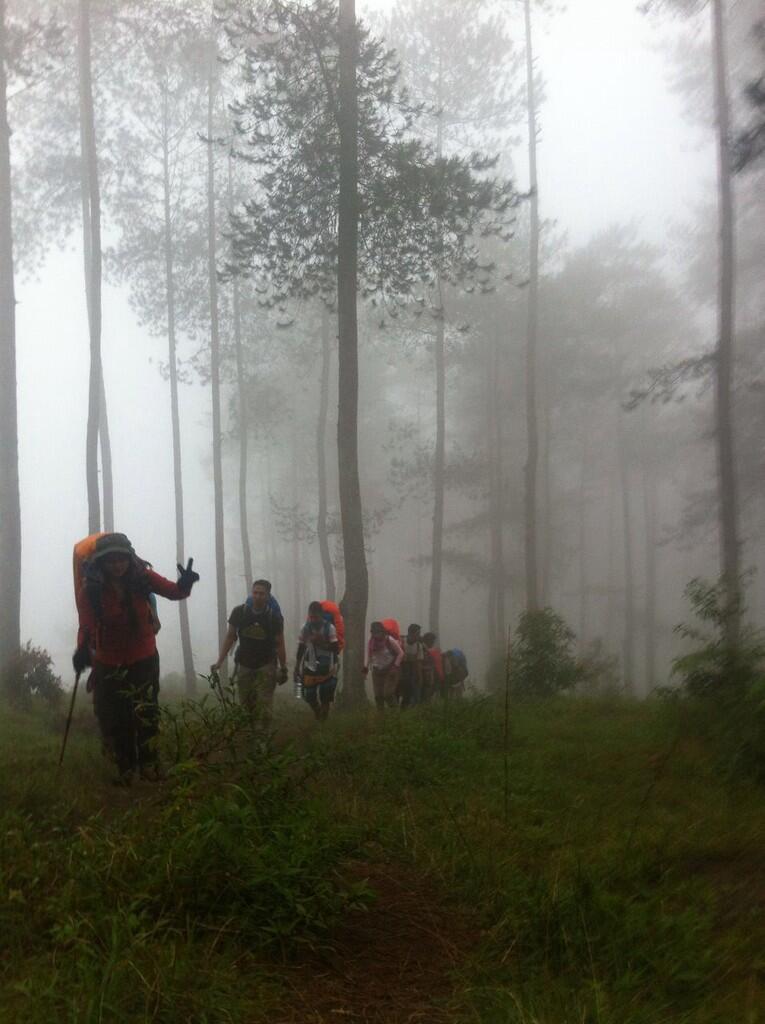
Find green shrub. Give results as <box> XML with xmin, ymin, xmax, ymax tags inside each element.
<box><xmin>673</xmin><ymin>576</ymin><xmax>765</xmax><ymax>780</ymax></box>
<box><xmin>509</xmin><ymin>608</ymin><xmax>584</xmax><ymax>698</ymax></box>
<box><xmin>1</xmin><ymin>641</ymin><xmax>63</xmax><ymax>709</ymax></box>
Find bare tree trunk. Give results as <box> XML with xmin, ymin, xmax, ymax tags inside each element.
<box><xmin>99</xmin><ymin>375</ymin><xmax>113</xmax><ymax>530</ymax></box>
<box><xmin>317</xmin><ymin>306</ymin><xmax>336</xmax><ymax>599</ymax></box>
<box><xmin>540</xmin><ymin>378</ymin><xmax>552</xmax><ymax>606</ymax></box>
<box><xmin>78</xmin><ymin>0</ymin><xmax>102</xmax><ymax>534</ymax></box>
<box><xmin>206</xmin><ymin>29</ymin><xmax>227</xmax><ymax>662</ymax></box>
<box><xmin>492</xmin><ymin>328</ymin><xmax>506</xmax><ymax>648</ymax></box>
<box><xmin>337</xmin><ymin>0</ymin><xmax>368</xmax><ymax>703</ymax></box>
<box><xmin>227</xmin><ymin>156</ymin><xmax>253</xmax><ymax>594</ymax></box>
<box><xmin>711</xmin><ymin>0</ymin><xmax>740</xmax><ymax>635</ymax></box>
<box><xmin>0</xmin><ymin>0</ymin><xmax>21</xmax><ymax>667</ymax></box>
<box><xmin>577</xmin><ymin>424</ymin><xmax>590</xmax><ymax>651</ymax></box>
<box><xmin>642</xmin><ymin>451</ymin><xmax>658</xmax><ymax>693</ymax></box>
<box><xmin>617</xmin><ymin>408</ymin><xmax>635</xmax><ymax>695</ymax></box>
<box><xmin>162</xmin><ymin>83</ymin><xmax>195</xmax><ymax>695</ymax></box>
<box><xmin>486</xmin><ymin>337</ymin><xmax>498</xmax><ymax>658</ymax></box>
<box><xmin>523</xmin><ymin>0</ymin><xmax>540</xmax><ymax>613</ymax></box>
<box><xmin>429</xmin><ymin>304</ymin><xmax>445</xmax><ymax>633</ymax></box>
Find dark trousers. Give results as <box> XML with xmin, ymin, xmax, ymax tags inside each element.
<box><xmin>398</xmin><ymin>662</ymin><xmax>422</xmax><ymax>709</ymax></box>
<box><xmin>92</xmin><ymin>654</ymin><xmax>160</xmax><ymax>775</ymax></box>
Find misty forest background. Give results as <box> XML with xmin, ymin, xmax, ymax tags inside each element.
<box><xmin>0</xmin><ymin>0</ymin><xmax>763</xmax><ymax>698</ymax></box>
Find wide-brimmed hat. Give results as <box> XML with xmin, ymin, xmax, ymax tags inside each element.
<box><xmin>93</xmin><ymin>532</ymin><xmax>135</xmax><ymax>560</ymax></box>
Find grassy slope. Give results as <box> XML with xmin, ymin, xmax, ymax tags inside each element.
<box><xmin>1</xmin><ymin>695</ymin><xmax>763</xmax><ymax>1023</ymax></box>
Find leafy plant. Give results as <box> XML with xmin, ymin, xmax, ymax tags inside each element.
<box><xmin>673</xmin><ymin>576</ymin><xmax>765</xmax><ymax>779</ymax></box>
<box><xmin>508</xmin><ymin>608</ymin><xmax>584</xmax><ymax>698</ymax></box>
<box><xmin>1</xmin><ymin>641</ymin><xmax>63</xmax><ymax>709</ymax></box>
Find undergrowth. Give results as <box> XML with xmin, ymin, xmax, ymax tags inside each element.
<box><xmin>2</xmin><ymin>687</ymin><xmax>763</xmax><ymax>1023</ymax></box>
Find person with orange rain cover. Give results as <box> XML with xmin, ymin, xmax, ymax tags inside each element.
<box><xmin>294</xmin><ymin>601</ymin><xmax>341</xmax><ymax>721</ymax></box>
<box><xmin>73</xmin><ymin>532</ymin><xmax>198</xmax><ymax>784</ymax></box>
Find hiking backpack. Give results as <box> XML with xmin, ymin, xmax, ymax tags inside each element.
<box><xmin>319</xmin><ymin>600</ymin><xmax>345</xmax><ymax>651</ymax></box>
<box><xmin>73</xmin><ymin>533</ymin><xmax>160</xmax><ymax>637</ymax></box>
<box><xmin>380</xmin><ymin>618</ymin><xmax>401</xmax><ymax>642</ymax></box>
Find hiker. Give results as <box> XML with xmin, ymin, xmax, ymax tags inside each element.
<box><xmin>295</xmin><ymin>601</ymin><xmax>340</xmax><ymax>721</ymax></box>
<box><xmin>211</xmin><ymin>579</ymin><xmax>288</xmax><ymax>719</ymax></box>
<box><xmin>442</xmin><ymin>648</ymin><xmax>469</xmax><ymax>698</ymax></box>
<box><xmin>72</xmin><ymin>532</ymin><xmax>198</xmax><ymax>784</ymax></box>
<box><xmin>362</xmin><ymin>620</ymin><xmax>403</xmax><ymax>710</ymax></box>
<box><xmin>422</xmin><ymin>631</ymin><xmax>443</xmax><ymax>701</ymax></box>
<box><xmin>398</xmin><ymin>623</ymin><xmax>427</xmax><ymax>709</ymax></box>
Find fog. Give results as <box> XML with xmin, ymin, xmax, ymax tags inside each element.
<box><xmin>3</xmin><ymin>0</ymin><xmax>763</xmax><ymax>691</ymax></box>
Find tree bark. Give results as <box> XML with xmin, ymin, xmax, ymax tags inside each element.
<box><xmin>577</xmin><ymin>424</ymin><xmax>590</xmax><ymax>652</ymax></box>
<box><xmin>206</xmin><ymin>28</ymin><xmax>227</xmax><ymax>661</ymax></box>
<box><xmin>429</xmin><ymin>304</ymin><xmax>445</xmax><ymax>634</ymax></box>
<box><xmin>711</xmin><ymin>0</ymin><xmax>741</xmax><ymax>636</ymax></box>
<box><xmin>617</xmin><ymin>408</ymin><xmax>635</xmax><ymax>695</ymax></box>
<box><xmin>162</xmin><ymin>81</ymin><xmax>195</xmax><ymax>695</ymax></box>
<box><xmin>523</xmin><ymin>0</ymin><xmax>540</xmax><ymax>613</ymax></box>
<box><xmin>99</xmin><ymin>374</ymin><xmax>113</xmax><ymax>530</ymax></box>
<box><xmin>228</xmin><ymin>155</ymin><xmax>253</xmax><ymax>594</ymax></box>
<box><xmin>0</xmin><ymin>0</ymin><xmax>21</xmax><ymax>668</ymax></box>
<box><xmin>642</xmin><ymin>449</ymin><xmax>658</xmax><ymax>693</ymax></box>
<box><xmin>336</xmin><ymin>0</ymin><xmax>368</xmax><ymax>703</ymax></box>
<box><xmin>78</xmin><ymin>0</ymin><xmax>102</xmax><ymax>534</ymax></box>
<box><xmin>317</xmin><ymin>306</ymin><xmax>336</xmax><ymax>599</ymax></box>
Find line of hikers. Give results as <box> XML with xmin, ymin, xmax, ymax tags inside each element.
<box><xmin>72</xmin><ymin>532</ymin><xmax>469</xmax><ymax>784</ymax></box>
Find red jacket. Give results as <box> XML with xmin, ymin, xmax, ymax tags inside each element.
<box><xmin>426</xmin><ymin>646</ymin><xmax>444</xmax><ymax>682</ymax></box>
<box><xmin>77</xmin><ymin>568</ymin><xmax>189</xmax><ymax>666</ymax></box>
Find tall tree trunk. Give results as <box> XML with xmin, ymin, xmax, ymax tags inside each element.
<box><xmin>0</xmin><ymin>0</ymin><xmax>21</xmax><ymax>668</ymax></box>
<box><xmin>540</xmin><ymin>377</ymin><xmax>552</xmax><ymax>606</ymax></box>
<box><xmin>206</xmin><ymin>28</ymin><xmax>227</xmax><ymax>661</ymax></box>
<box><xmin>336</xmin><ymin>0</ymin><xmax>368</xmax><ymax>703</ymax></box>
<box><xmin>429</xmin><ymin>303</ymin><xmax>445</xmax><ymax>633</ymax></box>
<box><xmin>428</xmin><ymin>38</ymin><xmax>448</xmax><ymax>636</ymax></box>
<box><xmin>486</xmin><ymin>337</ymin><xmax>498</xmax><ymax>659</ymax></box>
<box><xmin>78</xmin><ymin>0</ymin><xmax>102</xmax><ymax>534</ymax></box>
<box><xmin>162</xmin><ymin>83</ymin><xmax>195</xmax><ymax>695</ymax></box>
<box><xmin>577</xmin><ymin>424</ymin><xmax>590</xmax><ymax>652</ymax></box>
<box><xmin>711</xmin><ymin>0</ymin><xmax>740</xmax><ymax>635</ymax></box>
<box><xmin>99</xmin><ymin>375</ymin><xmax>113</xmax><ymax>530</ymax></box>
<box><xmin>228</xmin><ymin>156</ymin><xmax>253</xmax><ymax>593</ymax></box>
<box><xmin>317</xmin><ymin>306</ymin><xmax>336</xmax><ymax>599</ymax></box>
<box><xmin>492</xmin><ymin>328</ymin><xmax>506</xmax><ymax>649</ymax></box>
<box><xmin>642</xmin><ymin>451</ymin><xmax>658</xmax><ymax>693</ymax></box>
<box><xmin>617</xmin><ymin>408</ymin><xmax>635</xmax><ymax>695</ymax></box>
<box><xmin>523</xmin><ymin>0</ymin><xmax>540</xmax><ymax>613</ymax></box>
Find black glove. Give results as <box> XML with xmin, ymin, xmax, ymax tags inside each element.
<box><xmin>72</xmin><ymin>643</ymin><xmax>91</xmax><ymax>674</ymax></box>
<box><xmin>177</xmin><ymin>557</ymin><xmax>199</xmax><ymax>592</ymax></box>
<box><xmin>278</xmin><ymin>665</ymin><xmax>289</xmax><ymax>686</ymax></box>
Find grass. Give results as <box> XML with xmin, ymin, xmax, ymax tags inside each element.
<box><xmin>1</xmin><ymin>692</ymin><xmax>763</xmax><ymax>1022</ymax></box>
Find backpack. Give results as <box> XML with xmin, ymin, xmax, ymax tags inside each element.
<box><xmin>381</xmin><ymin>618</ymin><xmax>401</xmax><ymax>642</ymax></box>
<box><xmin>245</xmin><ymin>592</ymin><xmax>282</xmax><ymax>617</ymax></box>
<box><xmin>73</xmin><ymin>533</ymin><xmax>161</xmax><ymax>636</ymax></box>
<box><xmin>319</xmin><ymin>600</ymin><xmax>345</xmax><ymax>651</ymax></box>
<box><xmin>447</xmin><ymin>649</ymin><xmax>468</xmax><ymax>683</ymax></box>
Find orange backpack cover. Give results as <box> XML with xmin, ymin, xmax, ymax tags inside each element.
<box><xmin>73</xmin><ymin>533</ymin><xmax>106</xmax><ymax>622</ymax></box>
<box><xmin>320</xmin><ymin>600</ymin><xmax>345</xmax><ymax>651</ymax></box>
<box><xmin>381</xmin><ymin>618</ymin><xmax>401</xmax><ymax>642</ymax></box>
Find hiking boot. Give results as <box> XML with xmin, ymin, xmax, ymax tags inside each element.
<box><xmin>139</xmin><ymin>763</ymin><xmax>166</xmax><ymax>782</ymax></box>
<box><xmin>112</xmin><ymin>769</ymin><xmax>134</xmax><ymax>788</ymax></box>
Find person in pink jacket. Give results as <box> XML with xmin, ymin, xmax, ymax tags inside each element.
<box><xmin>362</xmin><ymin>620</ymin><xmax>403</xmax><ymax>710</ymax></box>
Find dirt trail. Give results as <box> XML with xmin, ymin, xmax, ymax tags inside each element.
<box><xmin>277</xmin><ymin>861</ymin><xmax>480</xmax><ymax>1024</ymax></box>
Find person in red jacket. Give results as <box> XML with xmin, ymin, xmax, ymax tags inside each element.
<box><xmin>73</xmin><ymin>532</ymin><xmax>198</xmax><ymax>784</ymax></box>
<box><xmin>422</xmin><ymin>632</ymin><xmax>444</xmax><ymax>701</ymax></box>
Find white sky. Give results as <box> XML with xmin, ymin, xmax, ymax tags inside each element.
<box><xmin>17</xmin><ymin>0</ymin><xmax>715</xmax><ymax>679</ymax></box>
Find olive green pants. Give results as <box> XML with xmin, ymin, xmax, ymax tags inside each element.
<box><xmin>234</xmin><ymin>662</ymin><xmax>277</xmax><ymax>718</ymax></box>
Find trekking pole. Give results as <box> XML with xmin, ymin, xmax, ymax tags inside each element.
<box><xmin>58</xmin><ymin>670</ymin><xmax>82</xmax><ymax>769</ymax></box>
